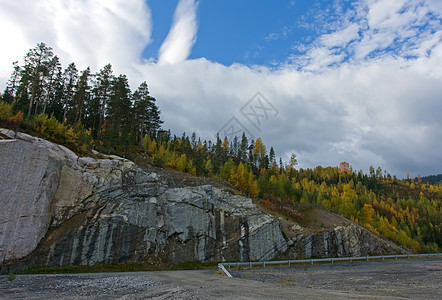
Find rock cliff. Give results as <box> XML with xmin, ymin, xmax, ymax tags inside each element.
<box><xmin>0</xmin><ymin>129</ymin><xmax>405</xmax><ymax>272</ymax></box>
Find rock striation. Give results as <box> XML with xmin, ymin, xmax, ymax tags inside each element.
<box><xmin>0</xmin><ymin>129</ymin><xmax>134</xmax><ymax>265</ymax></box>
<box><xmin>284</xmin><ymin>224</ymin><xmax>403</xmax><ymax>259</ymax></box>
<box><xmin>0</xmin><ymin>129</ymin><xmax>405</xmax><ymax>272</ymax></box>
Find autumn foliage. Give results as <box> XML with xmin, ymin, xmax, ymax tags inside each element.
<box><xmin>137</xmin><ymin>131</ymin><xmax>440</xmax><ymax>253</ymax></box>
<box><xmin>9</xmin><ymin>111</ymin><xmax>23</xmax><ymax>124</ymax></box>
<box><xmin>1</xmin><ymin>43</ymin><xmax>440</xmax><ymax>254</ymax></box>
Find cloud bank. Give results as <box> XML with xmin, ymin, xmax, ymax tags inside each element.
<box><xmin>0</xmin><ymin>0</ymin><xmax>441</xmax><ymax>178</ymax></box>
<box><xmin>0</xmin><ymin>0</ymin><xmax>152</xmax><ymax>77</ymax></box>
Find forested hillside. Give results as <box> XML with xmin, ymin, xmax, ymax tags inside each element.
<box><xmin>0</xmin><ymin>42</ymin><xmax>162</xmax><ymax>154</ymax></box>
<box><xmin>419</xmin><ymin>174</ymin><xmax>442</xmax><ymax>184</ymax></box>
<box><xmin>1</xmin><ymin>43</ymin><xmax>440</xmax><ymax>254</ymax></box>
<box><xmin>132</xmin><ymin>134</ymin><xmax>441</xmax><ymax>253</ymax></box>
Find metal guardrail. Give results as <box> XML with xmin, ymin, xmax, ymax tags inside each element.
<box><xmin>218</xmin><ymin>263</ymin><xmax>233</xmax><ymax>278</ymax></box>
<box><xmin>218</xmin><ymin>253</ymin><xmax>442</xmax><ymax>278</ymax></box>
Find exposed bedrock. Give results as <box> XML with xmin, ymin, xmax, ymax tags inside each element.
<box><xmin>0</xmin><ymin>129</ymin><xmax>405</xmax><ymax>273</ymax></box>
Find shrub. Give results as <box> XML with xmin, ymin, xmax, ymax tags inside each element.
<box><xmin>7</xmin><ymin>271</ymin><xmax>16</xmax><ymax>282</ymax></box>
<box><xmin>9</xmin><ymin>111</ymin><xmax>23</xmax><ymax>124</ymax></box>
<box><xmin>31</xmin><ymin>114</ymin><xmax>92</xmax><ymax>155</ymax></box>
<box><xmin>0</xmin><ymin>101</ymin><xmax>12</xmax><ymax>120</ymax></box>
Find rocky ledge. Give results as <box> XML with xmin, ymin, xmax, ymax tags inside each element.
<box><xmin>0</xmin><ymin>129</ymin><xmax>406</xmax><ymax>273</ymax></box>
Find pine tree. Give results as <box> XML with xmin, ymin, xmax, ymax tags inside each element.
<box><xmin>49</xmin><ymin>66</ymin><xmax>65</xmax><ymax>121</ymax></box>
<box><xmin>3</xmin><ymin>61</ymin><xmax>21</xmax><ymax>104</ymax></box>
<box><xmin>41</xmin><ymin>56</ymin><xmax>61</xmax><ymax>115</ymax></box>
<box><xmin>133</xmin><ymin>81</ymin><xmax>155</xmax><ymax>147</ymax></box>
<box><xmin>213</xmin><ymin>134</ymin><xmax>226</xmax><ymax>173</ymax></box>
<box><xmin>61</xmin><ymin>63</ymin><xmax>78</xmax><ymax>124</ymax></box>
<box><xmin>95</xmin><ymin>64</ymin><xmax>113</xmax><ymax>138</ymax></box>
<box><xmin>269</xmin><ymin>147</ymin><xmax>275</xmax><ymax>163</ymax></box>
<box><xmin>106</xmin><ymin>74</ymin><xmax>132</xmax><ymax>148</ymax></box>
<box><xmin>238</xmin><ymin>132</ymin><xmax>248</xmax><ymax>163</ymax></box>
<box><xmin>146</xmin><ymin>99</ymin><xmax>163</xmax><ymax>137</ymax></box>
<box><xmin>71</xmin><ymin>67</ymin><xmax>91</xmax><ymax>124</ymax></box>
<box><xmin>22</xmin><ymin>42</ymin><xmax>54</xmax><ymax>118</ymax></box>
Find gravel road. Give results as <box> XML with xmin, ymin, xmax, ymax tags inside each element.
<box><xmin>1</xmin><ymin>258</ymin><xmax>440</xmax><ymax>299</ymax></box>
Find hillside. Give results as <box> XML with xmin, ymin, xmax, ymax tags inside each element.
<box><xmin>1</xmin><ymin>97</ymin><xmax>440</xmax><ymax>256</ymax></box>
<box><xmin>419</xmin><ymin>174</ymin><xmax>442</xmax><ymax>184</ymax></box>
<box><xmin>0</xmin><ymin>129</ymin><xmax>406</xmax><ymax>273</ymax></box>
<box><xmin>0</xmin><ymin>43</ymin><xmax>440</xmax><ymax>265</ymax></box>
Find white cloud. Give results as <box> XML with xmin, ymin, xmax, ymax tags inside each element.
<box><xmin>0</xmin><ymin>0</ymin><xmax>442</xmax><ymax>178</ymax></box>
<box><xmin>158</xmin><ymin>0</ymin><xmax>199</xmax><ymax>64</ymax></box>
<box><xmin>320</xmin><ymin>23</ymin><xmax>360</xmax><ymax>48</ymax></box>
<box><xmin>265</xmin><ymin>26</ymin><xmax>292</xmax><ymax>41</ymax></box>
<box><xmin>427</xmin><ymin>0</ymin><xmax>442</xmax><ymax>13</ymax></box>
<box><xmin>0</xmin><ymin>0</ymin><xmax>152</xmax><ymax>79</ymax></box>
<box><xmin>134</xmin><ymin>54</ymin><xmax>442</xmax><ymax>177</ymax></box>
<box><xmin>366</xmin><ymin>0</ymin><xmax>408</xmax><ymax>28</ymax></box>
<box><xmin>51</xmin><ymin>0</ymin><xmax>152</xmax><ymax>71</ymax></box>
<box><xmin>292</xmin><ymin>0</ymin><xmax>442</xmax><ymax>69</ymax></box>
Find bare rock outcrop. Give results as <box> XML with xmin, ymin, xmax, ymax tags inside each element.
<box><xmin>0</xmin><ymin>129</ymin><xmax>406</xmax><ymax>273</ymax></box>
<box><xmin>0</xmin><ymin>129</ymin><xmax>287</xmax><ymax>271</ymax></box>
<box><xmin>0</xmin><ymin>129</ymin><xmax>134</xmax><ymax>264</ymax></box>
<box><xmin>285</xmin><ymin>224</ymin><xmax>404</xmax><ymax>258</ymax></box>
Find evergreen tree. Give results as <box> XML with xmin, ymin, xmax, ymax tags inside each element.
<box><xmin>41</xmin><ymin>56</ymin><xmax>61</xmax><ymax>115</ymax></box>
<box><xmin>132</xmin><ymin>81</ymin><xmax>162</xmax><ymax>146</ymax></box>
<box><xmin>238</xmin><ymin>132</ymin><xmax>248</xmax><ymax>163</ymax></box>
<box><xmin>105</xmin><ymin>74</ymin><xmax>132</xmax><ymax>148</ymax></box>
<box><xmin>3</xmin><ymin>61</ymin><xmax>21</xmax><ymax>104</ymax></box>
<box><xmin>95</xmin><ymin>64</ymin><xmax>113</xmax><ymax>138</ymax></box>
<box><xmin>213</xmin><ymin>134</ymin><xmax>226</xmax><ymax>173</ymax></box>
<box><xmin>21</xmin><ymin>42</ymin><xmax>54</xmax><ymax>118</ymax></box>
<box><xmin>133</xmin><ymin>81</ymin><xmax>152</xmax><ymax>146</ymax></box>
<box><xmin>191</xmin><ymin>132</ymin><xmax>197</xmax><ymax>149</ymax></box>
<box><xmin>70</xmin><ymin>67</ymin><xmax>91</xmax><ymax>124</ymax></box>
<box><xmin>49</xmin><ymin>66</ymin><xmax>65</xmax><ymax>121</ymax></box>
<box><xmin>269</xmin><ymin>147</ymin><xmax>275</xmax><ymax>163</ymax></box>
<box><xmin>60</xmin><ymin>63</ymin><xmax>78</xmax><ymax>124</ymax></box>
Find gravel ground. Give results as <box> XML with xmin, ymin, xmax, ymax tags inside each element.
<box><xmin>0</xmin><ymin>258</ymin><xmax>440</xmax><ymax>299</ymax></box>
<box><xmin>232</xmin><ymin>257</ymin><xmax>442</xmax><ymax>299</ymax></box>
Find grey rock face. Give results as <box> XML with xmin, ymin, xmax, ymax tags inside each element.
<box><xmin>284</xmin><ymin>224</ymin><xmax>404</xmax><ymax>259</ymax></box>
<box><xmin>40</xmin><ymin>181</ymin><xmax>288</xmax><ymax>267</ymax></box>
<box><xmin>0</xmin><ymin>130</ymin><xmax>287</xmax><ymax>269</ymax></box>
<box><xmin>0</xmin><ymin>129</ymin><xmax>134</xmax><ymax>265</ymax></box>
<box><xmin>0</xmin><ymin>137</ymin><xmax>59</xmax><ymax>264</ymax></box>
<box><xmin>0</xmin><ymin>129</ymin><xmax>404</xmax><ymax>272</ymax></box>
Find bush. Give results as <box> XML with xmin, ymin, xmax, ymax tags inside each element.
<box><xmin>31</xmin><ymin>114</ymin><xmax>92</xmax><ymax>155</ymax></box>
<box><xmin>9</xmin><ymin>111</ymin><xmax>23</xmax><ymax>124</ymax></box>
<box><xmin>0</xmin><ymin>101</ymin><xmax>12</xmax><ymax>120</ymax></box>
<box><xmin>7</xmin><ymin>271</ymin><xmax>16</xmax><ymax>282</ymax></box>
<box><xmin>34</xmin><ymin>114</ymin><xmax>63</xmax><ymax>142</ymax></box>
<box><xmin>152</xmin><ymin>156</ymin><xmax>164</xmax><ymax>167</ymax></box>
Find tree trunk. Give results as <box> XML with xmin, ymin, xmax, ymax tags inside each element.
<box><xmin>139</xmin><ymin>115</ymin><xmax>145</xmax><ymax>148</ymax></box>
<box><xmin>98</xmin><ymin>87</ymin><xmax>107</xmax><ymax>138</ymax></box>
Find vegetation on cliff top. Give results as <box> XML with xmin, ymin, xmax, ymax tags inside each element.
<box><xmin>1</xmin><ymin>43</ymin><xmax>441</xmax><ymax>254</ymax></box>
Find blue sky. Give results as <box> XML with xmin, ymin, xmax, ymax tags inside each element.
<box><xmin>186</xmin><ymin>0</ymin><xmax>315</xmax><ymax>65</ymax></box>
<box><xmin>145</xmin><ymin>0</ymin><xmax>442</xmax><ymax>66</ymax></box>
<box><xmin>145</xmin><ymin>0</ymin><xmax>345</xmax><ymax>66</ymax></box>
<box><xmin>0</xmin><ymin>0</ymin><xmax>442</xmax><ymax>178</ymax></box>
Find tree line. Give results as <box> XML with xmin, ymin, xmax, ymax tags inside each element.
<box><xmin>139</xmin><ymin>132</ymin><xmax>441</xmax><ymax>253</ymax></box>
<box><xmin>1</xmin><ymin>42</ymin><xmax>162</xmax><ymax>151</ymax></box>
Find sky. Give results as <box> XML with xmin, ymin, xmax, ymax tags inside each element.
<box><xmin>0</xmin><ymin>0</ymin><xmax>442</xmax><ymax>178</ymax></box>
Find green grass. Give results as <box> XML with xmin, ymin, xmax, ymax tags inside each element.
<box><xmin>7</xmin><ymin>271</ymin><xmax>17</xmax><ymax>281</ymax></box>
<box><xmin>19</xmin><ymin>261</ymin><xmax>219</xmax><ymax>275</ymax></box>
<box><xmin>173</xmin><ymin>261</ymin><xmax>219</xmax><ymax>270</ymax></box>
